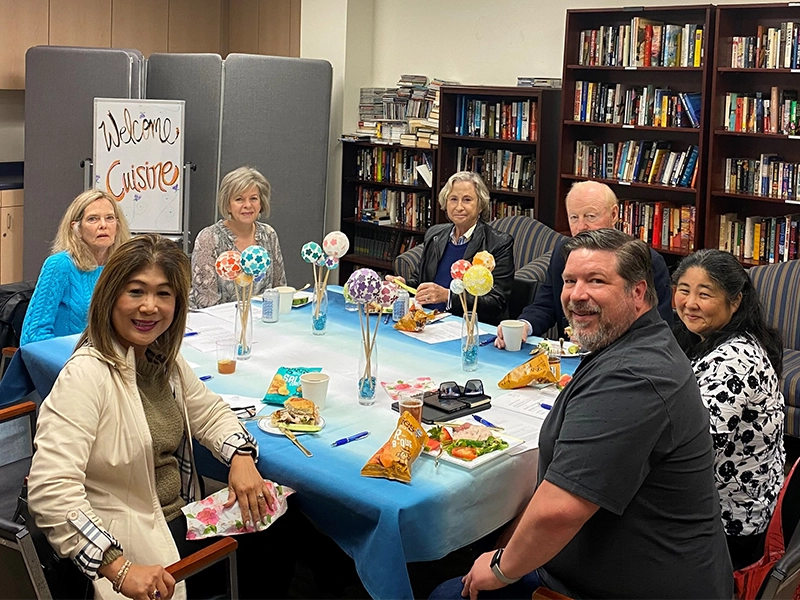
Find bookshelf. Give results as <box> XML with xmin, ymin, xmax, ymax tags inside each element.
<box><xmin>558</xmin><ymin>5</ymin><xmax>716</xmax><ymax>259</ymax></box>
<box><xmin>339</xmin><ymin>141</ymin><xmax>440</xmax><ymax>279</ymax></box>
<box><xmin>707</xmin><ymin>3</ymin><xmax>800</xmax><ymax>265</ymax></box>
<box><xmin>437</xmin><ymin>86</ymin><xmax>561</xmax><ymax>228</ymax></box>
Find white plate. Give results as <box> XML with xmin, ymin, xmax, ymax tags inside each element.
<box><xmin>257</xmin><ymin>414</ymin><xmax>325</xmax><ymax>435</ymax></box>
<box><xmin>421</xmin><ymin>425</ymin><xmax>523</xmax><ymax>470</ymax></box>
<box><xmin>533</xmin><ymin>342</ymin><xmax>588</xmax><ymax>358</ymax></box>
<box><xmin>292</xmin><ymin>291</ymin><xmax>313</xmax><ymax>308</ymax></box>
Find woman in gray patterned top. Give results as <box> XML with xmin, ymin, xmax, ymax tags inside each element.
<box><xmin>189</xmin><ymin>166</ymin><xmax>286</xmax><ymax>309</ymax></box>
<box><xmin>673</xmin><ymin>249</ymin><xmax>785</xmax><ymax>570</ymax></box>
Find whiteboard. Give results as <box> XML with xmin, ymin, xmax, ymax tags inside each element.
<box><xmin>93</xmin><ymin>98</ymin><xmax>185</xmax><ymax>233</ymax></box>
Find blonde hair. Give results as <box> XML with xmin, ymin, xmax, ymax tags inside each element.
<box><xmin>78</xmin><ymin>234</ymin><xmax>190</xmax><ymax>371</ymax></box>
<box><xmin>53</xmin><ymin>189</ymin><xmax>131</xmax><ymax>271</ymax></box>
<box><xmin>217</xmin><ymin>166</ymin><xmax>272</xmax><ymax>220</ymax></box>
<box><xmin>437</xmin><ymin>171</ymin><xmax>491</xmax><ymax>222</ymax></box>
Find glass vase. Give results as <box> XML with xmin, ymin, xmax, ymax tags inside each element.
<box><xmin>311</xmin><ymin>286</ymin><xmax>328</xmax><ymax>335</ymax></box>
<box><xmin>461</xmin><ymin>311</ymin><xmax>478</xmax><ymax>372</ymax></box>
<box><xmin>234</xmin><ymin>301</ymin><xmax>253</xmax><ymax>360</ymax></box>
<box><xmin>357</xmin><ymin>340</ymin><xmax>378</xmax><ymax>405</ymax></box>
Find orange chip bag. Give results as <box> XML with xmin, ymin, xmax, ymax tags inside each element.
<box><xmin>498</xmin><ymin>352</ymin><xmax>557</xmax><ymax>389</ymax></box>
<box><xmin>360</xmin><ymin>412</ymin><xmax>428</xmax><ymax>483</ymax></box>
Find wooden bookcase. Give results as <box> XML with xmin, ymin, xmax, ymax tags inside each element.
<box><xmin>437</xmin><ymin>86</ymin><xmax>561</xmax><ymax>228</ymax></box>
<box><xmin>558</xmin><ymin>5</ymin><xmax>716</xmax><ymax>260</ymax></box>
<box><xmin>339</xmin><ymin>141</ymin><xmax>439</xmax><ymax>280</ymax></box>
<box><xmin>707</xmin><ymin>3</ymin><xmax>800</xmax><ymax>265</ymax></box>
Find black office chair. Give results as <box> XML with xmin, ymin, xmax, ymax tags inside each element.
<box><xmin>0</xmin><ymin>514</ymin><xmax>239</xmax><ymax>600</ymax></box>
<box><xmin>0</xmin><ymin>281</ymin><xmax>35</xmax><ymax>377</ymax></box>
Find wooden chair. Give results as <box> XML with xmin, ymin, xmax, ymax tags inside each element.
<box><xmin>0</xmin><ymin>516</ymin><xmax>238</xmax><ymax>600</ymax></box>
<box><xmin>532</xmin><ymin>585</ymin><xmax>571</xmax><ymax>599</ymax></box>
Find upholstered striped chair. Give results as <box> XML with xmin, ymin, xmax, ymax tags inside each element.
<box><xmin>749</xmin><ymin>260</ymin><xmax>800</xmax><ymax>438</ymax></box>
<box><xmin>489</xmin><ymin>216</ymin><xmax>565</xmax><ymax>319</ymax></box>
<box><xmin>393</xmin><ymin>245</ymin><xmax>424</xmax><ymax>285</ymax></box>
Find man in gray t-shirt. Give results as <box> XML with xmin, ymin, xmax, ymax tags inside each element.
<box><xmin>444</xmin><ymin>229</ymin><xmax>732</xmax><ymax>600</ymax></box>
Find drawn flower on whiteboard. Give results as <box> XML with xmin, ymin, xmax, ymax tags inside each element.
<box><xmin>134</xmin><ymin>193</ymin><xmax>141</xmax><ymax>202</ymax></box>
<box><xmin>172</xmin><ymin>184</ymin><xmax>179</xmax><ymax>192</ymax></box>
<box><xmin>139</xmin><ymin>112</ymin><xmax>146</xmax><ymax>119</ymax></box>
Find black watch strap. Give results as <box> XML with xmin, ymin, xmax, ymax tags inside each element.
<box><xmin>490</xmin><ymin>548</ymin><xmax>521</xmax><ymax>585</ymax></box>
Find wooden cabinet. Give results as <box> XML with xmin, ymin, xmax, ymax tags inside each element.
<box><xmin>0</xmin><ymin>0</ymin><xmax>48</xmax><ymax>89</ymax></box>
<box><xmin>339</xmin><ymin>142</ymin><xmax>437</xmax><ymax>280</ymax></box>
<box><xmin>707</xmin><ymin>3</ymin><xmax>800</xmax><ymax>264</ymax></box>
<box><xmin>168</xmin><ymin>0</ymin><xmax>224</xmax><ymax>54</ymax></box>
<box><xmin>558</xmin><ymin>5</ymin><xmax>715</xmax><ymax>259</ymax></box>
<box><xmin>437</xmin><ymin>85</ymin><xmax>561</xmax><ymax>228</ymax></box>
<box><xmin>0</xmin><ymin>189</ymin><xmax>24</xmax><ymax>284</ymax></box>
<box><xmin>49</xmin><ymin>0</ymin><xmax>112</xmax><ymax>48</ymax></box>
<box><xmin>111</xmin><ymin>0</ymin><xmax>169</xmax><ymax>57</ymax></box>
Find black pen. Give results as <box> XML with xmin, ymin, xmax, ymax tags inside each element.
<box><xmin>479</xmin><ymin>335</ymin><xmax>497</xmax><ymax>346</ymax></box>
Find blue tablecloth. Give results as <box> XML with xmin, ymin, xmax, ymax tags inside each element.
<box><xmin>0</xmin><ymin>288</ymin><xmax>580</xmax><ymax>599</ymax></box>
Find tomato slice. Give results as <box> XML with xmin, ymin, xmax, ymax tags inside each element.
<box><xmin>440</xmin><ymin>428</ymin><xmax>453</xmax><ymax>443</ymax></box>
<box><xmin>426</xmin><ymin>439</ymin><xmax>441</xmax><ymax>452</ymax></box>
<box><xmin>451</xmin><ymin>446</ymin><xmax>478</xmax><ymax>461</ymax></box>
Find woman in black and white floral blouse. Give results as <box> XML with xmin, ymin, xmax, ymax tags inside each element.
<box><xmin>673</xmin><ymin>249</ymin><xmax>785</xmax><ymax>570</ymax></box>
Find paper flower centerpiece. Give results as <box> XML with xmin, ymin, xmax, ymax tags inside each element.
<box><xmin>240</xmin><ymin>245</ymin><xmax>271</xmax><ymax>276</ymax></box>
<box><xmin>377</xmin><ymin>281</ymin><xmax>399</xmax><ymax>307</ymax></box>
<box><xmin>472</xmin><ymin>251</ymin><xmax>496</xmax><ymax>272</ymax></box>
<box><xmin>323</xmin><ymin>256</ymin><xmax>339</xmax><ymax>270</ymax></box>
<box><xmin>215</xmin><ymin>250</ymin><xmax>242</xmax><ymax>280</ymax></box>
<box><xmin>235</xmin><ymin>273</ymin><xmax>254</xmax><ymax>287</ymax></box>
<box><xmin>449</xmin><ymin>278</ymin><xmax>465</xmax><ymax>295</ymax></box>
<box><xmin>346</xmin><ymin>268</ymin><xmax>382</xmax><ymax>304</ymax></box>
<box><xmin>301</xmin><ymin>241</ymin><xmax>323</xmax><ymax>264</ymax></box>
<box><xmin>343</xmin><ymin>281</ymin><xmax>355</xmax><ymax>304</ymax></box>
<box><xmin>450</xmin><ymin>259</ymin><xmax>471</xmax><ymax>280</ymax></box>
<box><xmin>322</xmin><ymin>231</ymin><xmax>350</xmax><ymax>258</ymax></box>
<box><xmin>463</xmin><ymin>265</ymin><xmax>494</xmax><ymax>297</ymax></box>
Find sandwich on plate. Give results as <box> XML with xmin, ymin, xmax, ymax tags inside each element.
<box><xmin>270</xmin><ymin>397</ymin><xmax>321</xmax><ymax>432</ymax></box>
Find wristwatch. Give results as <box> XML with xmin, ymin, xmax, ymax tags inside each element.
<box><xmin>490</xmin><ymin>548</ymin><xmax>521</xmax><ymax>585</ymax></box>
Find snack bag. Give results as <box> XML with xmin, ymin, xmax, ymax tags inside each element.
<box><xmin>263</xmin><ymin>366</ymin><xmax>322</xmax><ymax>405</ymax></box>
<box><xmin>497</xmin><ymin>352</ymin><xmax>557</xmax><ymax>389</ymax></box>
<box><xmin>393</xmin><ymin>308</ymin><xmax>435</xmax><ymax>332</ymax></box>
<box><xmin>361</xmin><ymin>412</ymin><xmax>428</xmax><ymax>483</ymax></box>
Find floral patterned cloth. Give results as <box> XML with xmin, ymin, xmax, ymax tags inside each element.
<box><xmin>692</xmin><ymin>334</ymin><xmax>785</xmax><ymax>537</ymax></box>
<box><xmin>182</xmin><ymin>480</ymin><xmax>294</xmax><ymax>539</ymax></box>
<box><xmin>189</xmin><ymin>220</ymin><xmax>286</xmax><ymax>309</ymax></box>
<box><xmin>380</xmin><ymin>377</ymin><xmax>437</xmax><ymax>402</ymax></box>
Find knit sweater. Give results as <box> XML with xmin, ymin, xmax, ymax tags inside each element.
<box><xmin>21</xmin><ymin>251</ymin><xmax>102</xmax><ymax>345</ymax></box>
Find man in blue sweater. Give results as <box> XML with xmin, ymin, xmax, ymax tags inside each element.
<box><xmin>495</xmin><ymin>180</ymin><xmax>673</xmax><ymax>347</ymax></box>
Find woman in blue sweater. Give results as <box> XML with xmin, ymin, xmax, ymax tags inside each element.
<box><xmin>21</xmin><ymin>190</ymin><xmax>130</xmax><ymax>344</ymax></box>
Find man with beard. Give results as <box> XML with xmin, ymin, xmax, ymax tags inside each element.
<box><xmin>494</xmin><ymin>180</ymin><xmax>672</xmax><ymax>348</ymax></box>
<box><xmin>431</xmin><ymin>229</ymin><xmax>732</xmax><ymax>600</ymax></box>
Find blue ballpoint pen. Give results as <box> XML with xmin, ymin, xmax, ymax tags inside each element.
<box><xmin>184</xmin><ymin>331</ymin><xmax>199</xmax><ymax>337</ymax></box>
<box><xmin>479</xmin><ymin>335</ymin><xmax>497</xmax><ymax>346</ymax></box>
<box><xmin>473</xmin><ymin>414</ymin><xmax>500</xmax><ymax>429</ymax></box>
<box><xmin>330</xmin><ymin>431</ymin><xmax>370</xmax><ymax>447</ymax></box>
<box><xmin>540</xmin><ymin>403</ymin><xmax>553</xmax><ymax>410</ymax></box>
<box><xmin>199</xmin><ymin>375</ymin><xmax>213</xmax><ymax>381</ymax></box>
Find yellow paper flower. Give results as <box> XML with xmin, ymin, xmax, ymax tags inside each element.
<box><xmin>235</xmin><ymin>273</ymin><xmax>254</xmax><ymax>286</ymax></box>
<box><xmin>463</xmin><ymin>265</ymin><xmax>493</xmax><ymax>296</ymax></box>
<box><xmin>472</xmin><ymin>251</ymin><xmax>496</xmax><ymax>272</ymax></box>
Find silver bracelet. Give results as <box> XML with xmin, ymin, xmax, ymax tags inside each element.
<box><xmin>112</xmin><ymin>559</ymin><xmax>132</xmax><ymax>593</ymax></box>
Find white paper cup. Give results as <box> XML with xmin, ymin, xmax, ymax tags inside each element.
<box><xmin>300</xmin><ymin>372</ymin><xmax>330</xmax><ymax>409</ymax></box>
<box><xmin>276</xmin><ymin>286</ymin><xmax>296</xmax><ymax>314</ymax></box>
<box><xmin>500</xmin><ymin>319</ymin><xmax>526</xmax><ymax>352</ymax></box>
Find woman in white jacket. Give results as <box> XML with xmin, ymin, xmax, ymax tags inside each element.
<box><xmin>28</xmin><ymin>235</ymin><xmax>280</xmax><ymax>600</ymax></box>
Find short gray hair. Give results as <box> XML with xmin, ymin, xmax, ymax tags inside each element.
<box><xmin>437</xmin><ymin>171</ymin><xmax>491</xmax><ymax>221</ymax></box>
<box><xmin>562</xmin><ymin>228</ymin><xmax>656</xmax><ymax>307</ymax></box>
<box><xmin>217</xmin><ymin>166</ymin><xmax>271</xmax><ymax>219</ymax></box>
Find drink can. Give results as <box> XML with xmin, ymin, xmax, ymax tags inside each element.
<box><xmin>261</xmin><ymin>289</ymin><xmax>280</xmax><ymax>323</ymax></box>
<box><xmin>392</xmin><ymin>289</ymin><xmax>410</xmax><ymax>322</ymax></box>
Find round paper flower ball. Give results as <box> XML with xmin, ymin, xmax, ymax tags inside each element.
<box><xmin>322</xmin><ymin>231</ymin><xmax>350</xmax><ymax>258</ymax></box>
<box><xmin>449</xmin><ymin>278</ymin><xmax>465</xmax><ymax>295</ymax></box>
<box><xmin>463</xmin><ymin>265</ymin><xmax>494</xmax><ymax>297</ymax></box>
<box><xmin>235</xmin><ymin>272</ymin><xmax>254</xmax><ymax>287</ymax></box>
<box><xmin>450</xmin><ymin>259</ymin><xmax>472</xmax><ymax>280</ymax></box>
<box><xmin>215</xmin><ymin>250</ymin><xmax>242</xmax><ymax>280</ymax></box>
<box><xmin>472</xmin><ymin>250</ymin><xmax>496</xmax><ymax>272</ymax></box>
<box><xmin>301</xmin><ymin>241</ymin><xmax>323</xmax><ymax>263</ymax></box>
<box><xmin>342</xmin><ymin>281</ymin><xmax>355</xmax><ymax>304</ymax></box>
<box><xmin>324</xmin><ymin>256</ymin><xmax>339</xmax><ymax>270</ymax></box>
<box><xmin>240</xmin><ymin>245</ymin><xmax>271</xmax><ymax>276</ymax></box>
<box><xmin>316</xmin><ymin>254</ymin><xmax>327</xmax><ymax>267</ymax></box>
<box><xmin>346</xmin><ymin>268</ymin><xmax>382</xmax><ymax>303</ymax></box>
<box><xmin>377</xmin><ymin>281</ymin><xmax>399</xmax><ymax>307</ymax></box>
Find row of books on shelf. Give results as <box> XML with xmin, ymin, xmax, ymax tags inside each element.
<box><xmin>617</xmin><ymin>200</ymin><xmax>696</xmax><ymax>252</ymax></box>
<box><xmin>353</xmin><ymin>146</ymin><xmax>434</xmax><ymax>187</ymax></box>
<box><xmin>573</xmin><ymin>81</ymin><xmax>701</xmax><ymax>128</ymax></box>
<box><xmin>577</xmin><ymin>20</ymin><xmax>703</xmax><ymax>68</ymax></box>
<box><xmin>575</xmin><ymin>140</ymin><xmax>699</xmax><ymax>187</ymax></box>
<box><xmin>456</xmin><ymin>146</ymin><xmax>536</xmax><ymax>193</ymax></box>
<box><xmin>487</xmin><ymin>201</ymin><xmax>535</xmax><ymax>221</ymax></box>
<box><xmin>724</xmin><ymin>156</ymin><xmax>800</xmax><ymax>201</ymax></box>
<box><xmin>354</xmin><ymin>186</ymin><xmax>433</xmax><ymax>230</ymax></box>
<box><xmin>730</xmin><ymin>23</ymin><xmax>800</xmax><ymax>69</ymax></box>
<box><xmin>722</xmin><ymin>89</ymin><xmax>800</xmax><ymax>135</ymax></box>
<box><xmin>353</xmin><ymin>229</ymin><xmax>422</xmax><ymax>263</ymax></box>
<box><xmin>454</xmin><ymin>97</ymin><xmax>538</xmax><ymax>141</ymax></box>
<box><xmin>718</xmin><ymin>212</ymin><xmax>800</xmax><ymax>263</ymax></box>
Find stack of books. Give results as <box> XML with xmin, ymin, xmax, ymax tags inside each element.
<box><xmin>517</xmin><ymin>77</ymin><xmax>562</xmax><ymax>88</ymax></box>
<box><xmin>717</xmin><ymin>212</ymin><xmax>799</xmax><ymax>263</ymax></box>
<box><xmin>617</xmin><ymin>200</ymin><xmax>696</xmax><ymax>252</ymax></box>
<box><xmin>724</xmin><ymin>155</ymin><xmax>800</xmax><ymax>200</ymax></box>
<box><xmin>731</xmin><ymin>23</ymin><xmax>800</xmax><ymax>69</ymax></box>
<box><xmin>722</xmin><ymin>88</ymin><xmax>799</xmax><ymax>135</ymax></box>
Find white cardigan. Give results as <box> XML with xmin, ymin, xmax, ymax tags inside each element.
<box><xmin>28</xmin><ymin>342</ymin><xmax>255</xmax><ymax>599</ymax></box>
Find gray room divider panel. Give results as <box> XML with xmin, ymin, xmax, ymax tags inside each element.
<box><xmin>23</xmin><ymin>46</ymin><xmax>143</xmax><ymax>279</ymax></box>
<box><xmin>220</xmin><ymin>54</ymin><xmax>332</xmax><ymax>288</ymax></box>
<box><xmin>147</xmin><ymin>54</ymin><xmax>223</xmax><ymax>253</ymax></box>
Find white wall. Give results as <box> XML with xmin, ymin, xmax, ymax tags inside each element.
<box><xmin>0</xmin><ymin>90</ymin><xmax>24</xmax><ymax>161</ymax></box>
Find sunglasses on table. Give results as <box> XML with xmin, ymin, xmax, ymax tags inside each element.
<box><xmin>438</xmin><ymin>379</ymin><xmax>484</xmax><ymax>399</ymax></box>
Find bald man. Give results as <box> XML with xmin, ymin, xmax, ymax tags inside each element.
<box><xmin>496</xmin><ymin>181</ymin><xmax>673</xmax><ymax>347</ymax></box>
